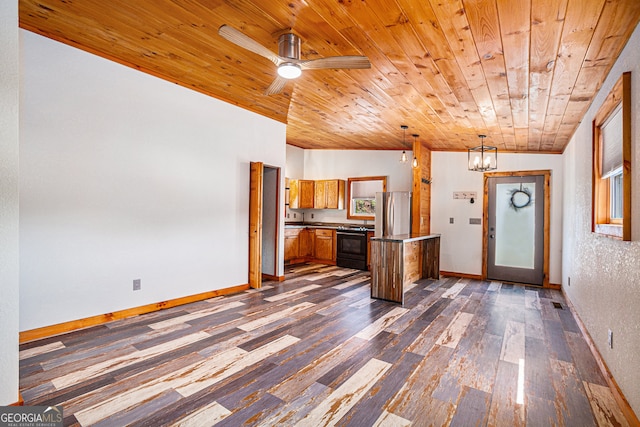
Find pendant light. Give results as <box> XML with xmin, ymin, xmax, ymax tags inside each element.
<box><xmin>468</xmin><ymin>134</ymin><xmax>497</xmax><ymax>171</ymax></box>
<box><xmin>411</xmin><ymin>134</ymin><xmax>419</xmax><ymax>168</ymax></box>
<box><xmin>400</xmin><ymin>125</ymin><xmax>409</xmax><ymax>163</ymax></box>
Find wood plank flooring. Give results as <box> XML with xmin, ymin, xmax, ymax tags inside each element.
<box><xmin>19</xmin><ymin>264</ymin><xmax>630</xmax><ymax>426</ymax></box>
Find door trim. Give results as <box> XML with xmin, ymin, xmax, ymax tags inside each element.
<box><xmin>249</xmin><ymin>161</ymin><xmax>263</xmax><ymax>289</ymax></box>
<box><xmin>261</xmin><ymin>165</ymin><xmax>281</xmax><ymax>280</ymax></box>
<box><xmin>482</xmin><ymin>170</ymin><xmax>551</xmax><ymax>287</ymax></box>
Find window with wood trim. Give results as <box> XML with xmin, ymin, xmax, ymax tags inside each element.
<box><xmin>592</xmin><ymin>72</ymin><xmax>631</xmax><ymax>240</ymax></box>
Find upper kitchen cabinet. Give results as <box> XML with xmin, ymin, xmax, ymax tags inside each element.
<box><xmin>289</xmin><ymin>179</ymin><xmax>344</xmax><ymax>209</ymax></box>
<box><xmin>315</xmin><ymin>180</ymin><xmax>345</xmax><ymax>210</ymax></box>
<box><xmin>289</xmin><ymin>179</ymin><xmax>315</xmax><ymax>209</ymax></box>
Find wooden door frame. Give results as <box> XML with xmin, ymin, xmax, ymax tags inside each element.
<box><xmin>249</xmin><ymin>161</ymin><xmax>263</xmax><ymax>289</ymax></box>
<box><xmin>482</xmin><ymin>170</ymin><xmax>551</xmax><ymax>288</ymax></box>
<box><xmin>262</xmin><ymin>165</ymin><xmax>282</xmax><ymax>281</ymax></box>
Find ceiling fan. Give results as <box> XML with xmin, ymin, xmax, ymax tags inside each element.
<box><xmin>218</xmin><ymin>25</ymin><xmax>371</xmax><ymax>95</ymax></box>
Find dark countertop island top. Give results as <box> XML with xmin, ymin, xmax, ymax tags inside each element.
<box><xmin>370</xmin><ymin>233</ymin><xmax>441</xmax><ymax>243</ymax></box>
<box><xmin>285</xmin><ymin>222</ymin><xmax>374</xmax><ymax>231</ymax></box>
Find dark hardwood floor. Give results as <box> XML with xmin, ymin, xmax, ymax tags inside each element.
<box><xmin>19</xmin><ymin>264</ymin><xmax>629</xmax><ymax>426</ymax></box>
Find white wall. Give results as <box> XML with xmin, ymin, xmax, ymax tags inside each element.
<box><xmin>286</xmin><ymin>145</ymin><xmax>305</xmax><ymax>179</ymax></box>
<box><xmin>431</xmin><ymin>152</ymin><xmax>563</xmax><ymax>284</ymax></box>
<box><xmin>20</xmin><ymin>31</ymin><xmax>286</xmax><ymax>331</ymax></box>
<box><xmin>562</xmin><ymin>21</ymin><xmax>640</xmax><ymax>415</ymax></box>
<box><xmin>0</xmin><ymin>0</ymin><xmax>20</xmax><ymax>406</ymax></box>
<box><xmin>286</xmin><ymin>148</ymin><xmax>414</xmax><ymax>224</ymax></box>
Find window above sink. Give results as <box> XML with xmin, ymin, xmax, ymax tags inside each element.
<box><xmin>346</xmin><ymin>176</ymin><xmax>387</xmax><ymax>220</ymax></box>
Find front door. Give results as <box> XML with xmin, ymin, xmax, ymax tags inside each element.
<box><xmin>486</xmin><ymin>173</ymin><xmax>546</xmax><ymax>286</ymax></box>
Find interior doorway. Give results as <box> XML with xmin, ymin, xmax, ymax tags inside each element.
<box><xmin>249</xmin><ymin>162</ymin><xmax>281</xmax><ymax>289</ymax></box>
<box><xmin>483</xmin><ymin>171</ymin><xmax>550</xmax><ymax>287</ymax></box>
<box><xmin>261</xmin><ymin>166</ymin><xmax>280</xmax><ymax>278</ymax></box>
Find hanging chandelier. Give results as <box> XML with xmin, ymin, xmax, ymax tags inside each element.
<box><xmin>468</xmin><ymin>134</ymin><xmax>497</xmax><ymax>172</ymax></box>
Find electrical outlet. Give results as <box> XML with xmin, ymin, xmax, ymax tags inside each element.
<box><xmin>133</xmin><ymin>279</ymin><xmax>141</xmax><ymax>291</ymax></box>
<box><xmin>608</xmin><ymin>329</ymin><xmax>613</xmax><ymax>349</ymax></box>
<box><xmin>287</xmin><ymin>213</ymin><xmax>290</xmax><ymax>218</ymax></box>
<box><xmin>449</xmin><ymin>217</ymin><xmax>454</xmax><ymax>224</ymax></box>
<box><xmin>293</xmin><ymin>213</ymin><xmax>297</xmax><ymax>218</ymax></box>
<box><xmin>311</xmin><ymin>213</ymin><xmax>314</xmax><ymax>219</ymax></box>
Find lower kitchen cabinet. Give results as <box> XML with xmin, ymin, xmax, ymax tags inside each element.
<box><xmin>314</xmin><ymin>229</ymin><xmax>335</xmax><ymax>261</ymax></box>
<box><xmin>285</xmin><ymin>227</ymin><xmax>336</xmax><ymax>265</ymax></box>
<box><xmin>299</xmin><ymin>228</ymin><xmax>315</xmax><ymax>258</ymax></box>
<box><xmin>284</xmin><ymin>228</ymin><xmax>300</xmax><ymax>262</ymax></box>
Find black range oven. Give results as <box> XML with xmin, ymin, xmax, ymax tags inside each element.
<box><xmin>336</xmin><ymin>228</ymin><xmax>368</xmax><ymax>270</ymax></box>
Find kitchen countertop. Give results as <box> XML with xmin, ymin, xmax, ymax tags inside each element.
<box><xmin>284</xmin><ymin>222</ymin><xmax>374</xmax><ymax>231</ymax></box>
<box><xmin>370</xmin><ymin>233</ymin><xmax>441</xmax><ymax>243</ymax></box>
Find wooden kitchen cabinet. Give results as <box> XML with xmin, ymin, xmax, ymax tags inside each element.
<box><xmin>314</xmin><ymin>181</ymin><xmax>326</xmax><ymax>209</ymax></box>
<box><xmin>285</xmin><ymin>226</ymin><xmax>338</xmax><ymax>265</ymax></box>
<box><xmin>314</xmin><ymin>229</ymin><xmax>335</xmax><ymax>261</ymax></box>
<box><xmin>284</xmin><ymin>228</ymin><xmax>300</xmax><ymax>261</ymax></box>
<box><xmin>314</xmin><ymin>180</ymin><xmax>345</xmax><ymax>209</ymax></box>
<box><xmin>299</xmin><ymin>228</ymin><xmax>315</xmax><ymax>258</ymax></box>
<box><xmin>289</xmin><ymin>179</ymin><xmax>315</xmax><ymax>209</ymax></box>
<box><xmin>299</xmin><ymin>180</ymin><xmax>315</xmax><ymax>208</ymax></box>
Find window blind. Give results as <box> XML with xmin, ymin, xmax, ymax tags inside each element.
<box><xmin>601</xmin><ymin>104</ymin><xmax>623</xmax><ymax>179</ymax></box>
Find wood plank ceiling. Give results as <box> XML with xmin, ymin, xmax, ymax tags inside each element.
<box><xmin>19</xmin><ymin>0</ymin><xmax>640</xmax><ymax>152</ymax></box>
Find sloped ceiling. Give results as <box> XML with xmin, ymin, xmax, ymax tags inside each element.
<box><xmin>19</xmin><ymin>0</ymin><xmax>640</xmax><ymax>152</ymax></box>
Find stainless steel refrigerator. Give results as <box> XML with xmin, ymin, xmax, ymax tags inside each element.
<box><xmin>374</xmin><ymin>191</ymin><xmax>412</xmax><ymax>237</ymax></box>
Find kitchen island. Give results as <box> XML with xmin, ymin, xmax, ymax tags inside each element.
<box><xmin>370</xmin><ymin>233</ymin><xmax>440</xmax><ymax>304</ymax></box>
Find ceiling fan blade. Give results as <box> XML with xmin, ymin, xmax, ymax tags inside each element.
<box><xmin>264</xmin><ymin>76</ymin><xmax>289</xmax><ymax>96</ymax></box>
<box><xmin>300</xmin><ymin>56</ymin><xmax>371</xmax><ymax>70</ymax></box>
<box><xmin>218</xmin><ymin>25</ymin><xmax>282</xmax><ymax>66</ymax></box>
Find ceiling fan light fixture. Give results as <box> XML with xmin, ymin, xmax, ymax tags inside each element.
<box><xmin>218</xmin><ymin>25</ymin><xmax>370</xmax><ymax>95</ymax></box>
<box><xmin>277</xmin><ymin>63</ymin><xmax>302</xmax><ymax>79</ymax></box>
